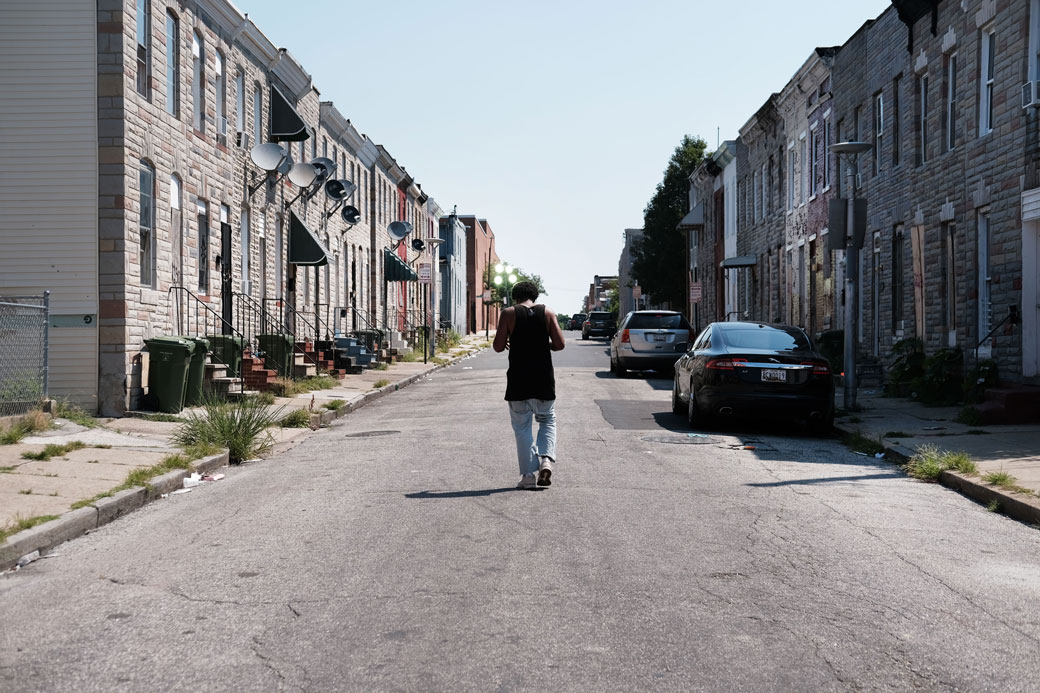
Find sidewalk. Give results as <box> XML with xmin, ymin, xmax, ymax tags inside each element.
<box><xmin>0</xmin><ymin>334</ymin><xmax>492</xmax><ymax>570</ymax></box>
<box><xmin>834</xmin><ymin>389</ymin><xmax>1040</xmax><ymax>526</ymax></box>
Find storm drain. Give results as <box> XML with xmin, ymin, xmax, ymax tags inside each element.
<box><xmin>342</xmin><ymin>430</ymin><xmax>401</xmax><ymax>438</ymax></box>
<box><xmin>640</xmin><ymin>433</ymin><xmax>717</xmax><ymax>445</ymax></box>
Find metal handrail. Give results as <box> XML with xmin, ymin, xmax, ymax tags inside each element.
<box><xmin>235</xmin><ymin>292</ymin><xmax>322</xmax><ymax>377</ymax></box>
<box><xmin>350</xmin><ymin>305</ymin><xmax>384</xmax><ymax>352</ymax></box>
<box><xmin>974</xmin><ymin>305</ymin><xmax>1019</xmax><ymax>359</ymax></box>
<box><xmin>312</xmin><ymin>302</ymin><xmax>335</xmax><ymax>341</ymax></box>
<box><xmin>167</xmin><ymin>286</ymin><xmax>245</xmax><ymax>393</ymax></box>
<box><xmin>272</xmin><ymin>301</ymin><xmax>328</xmax><ymax>373</ymax></box>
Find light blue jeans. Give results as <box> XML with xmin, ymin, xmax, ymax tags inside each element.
<box><xmin>508</xmin><ymin>399</ymin><xmax>557</xmax><ymax>476</ymax></box>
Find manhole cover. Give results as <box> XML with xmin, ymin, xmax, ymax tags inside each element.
<box><xmin>342</xmin><ymin>430</ymin><xmax>401</xmax><ymax>438</ymax></box>
<box><xmin>640</xmin><ymin>433</ymin><xmax>717</xmax><ymax>445</ymax></box>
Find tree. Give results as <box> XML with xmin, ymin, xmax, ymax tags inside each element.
<box><xmin>631</xmin><ymin>135</ymin><xmax>709</xmax><ymax>310</ymax></box>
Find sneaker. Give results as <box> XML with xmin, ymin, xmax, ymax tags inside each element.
<box><xmin>537</xmin><ymin>456</ymin><xmax>553</xmax><ymax>487</ymax></box>
<box><xmin>516</xmin><ymin>473</ymin><xmax>537</xmax><ymax>490</ymax></box>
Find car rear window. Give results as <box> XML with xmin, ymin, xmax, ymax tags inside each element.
<box><xmin>626</xmin><ymin>313</ymin><xmax>691</xmax><ymax>330</ymax></box>
<box><xmin>589</xmin><ymin>312</ymin><xmax>612</xmax><ymax>320</ymax></box>
<box><xmin>718</xmin><ymin>325</ymin><xmax>811</xmax><ymax>351</ymax></box>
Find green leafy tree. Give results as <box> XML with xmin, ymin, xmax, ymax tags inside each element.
<box><xmin>631</xmin><ymin>135</ymin><xmax>709</xmax><ymax>310</ymax></box>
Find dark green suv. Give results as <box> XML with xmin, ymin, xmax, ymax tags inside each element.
<box><xmin>582</xmin><ymin>311</ymin><xmax>616</xmax><ymax>340</ymax></box>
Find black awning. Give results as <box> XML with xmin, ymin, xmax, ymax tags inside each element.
<box><xmin>677</xmin><ymin>206</ymin><xmax>704</xmax><ymax>229</ymax></box>
<box><xmin>289</xmin><ymin>212</ymin><xmax>329</xmax><ymax>266</ymax></box>
<box><xmin>720</xmin><ymin>255</ymin><xmax>757</xmax><ymax>269</ymax></box>
<box><xmin>270</xmin><ymin>85</ymin><xmax>310</xmax><ymax>143</ymax></box>
<box><xmin>383</xmin><ymin>248</ymin><xmax>418</xmax><ymax>282</ymax></box>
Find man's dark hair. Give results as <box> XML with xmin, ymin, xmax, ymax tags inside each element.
<box><xmin>511</xmin><ymin>280</ymin><xmax>539</xmax><ymax>303</ymax></box>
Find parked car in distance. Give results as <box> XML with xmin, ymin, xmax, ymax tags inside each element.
<box><xmin>672</xmin><ymin>321</ymin><xmax>834</xmax><ymax>433</ymax></box>
<box><xmin>568</xmin><ymin>313</ymin><xmax>587</xmax><ymax>331</ymax></box>
<box><xmin>582</xmin><ymin>311</ymin><xmax>616</xmax><ymax>340</ymax></box>
<box><xmin>609</xmin><ymin>310</ymin><xmax>693</xmax><ymax>376</ymax></box>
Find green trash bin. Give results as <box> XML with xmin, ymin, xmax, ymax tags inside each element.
<box><xmin>177</xmin><ymin>336</ymin><xmax>210</xmax><ymax>407</ymax></box>
<box><xmin>207</xmin><ymin>334</ymin><xmax>244</xmax><ymax>378</ymax></box>
<box><xmin>257</xmin><ymin>334</ymin><xmax>295</xmax><ymax>378</ymax></box>
<box><xmin>144</xmin><ymin>336</ymin><xmax>194</xmax><ymax>413</ymax></box>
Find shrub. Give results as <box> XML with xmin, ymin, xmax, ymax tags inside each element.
<box><xmin>436</xmin><ymin>329</ymin><xmax>463</xmax><ymax>353</ymax></box>
<box><xmin>252</xmin><ymin>392</ymin><xmax>276</xmax><ymax>406</ymax></box>
<box><xmin>322</xmin><ymin>399</ymin><xmax>346</xmax><ymax>411</ymax></box>
<box><xmin>954</xmin><ymin>405</ymin><xmax>982</xmax><ymax>426</ymax></box>
<box><xmin>174</xmin><ymin>398</ymin><xmax>284</xmax><ymax>464</ymax></box>
<box><xmin>268</xmin><ymin>377</ymin><xmax>301</xmax><ymax>397</ymax></box>
<box><xmin>373</xmin><ymin>379</ymin><xmax>391</xmax><ymax>389</ymax></box>
<box><xmin>963</xmin><ymin>359</ymin><xmax>999</xmax><ymax>403</ymax></box>
<box><xmin>884</xmin><ymin>338</ymin><xmax>924</xmax><ymax>397</ymax></box>
<box><xmin>279</xmin><ymin>409</ymin><xmax>312</xmax><ymax>428</ymax></box>
<box><xmin>914</xmin><ymin>347</ymin><xmax>963</xmax><ymax>405</ymax></box>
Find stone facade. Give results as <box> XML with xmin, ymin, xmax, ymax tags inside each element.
<box><xmin>460</xmin><ymin>216</ymin><xmax>499</xmax><ymax>335</ymax></box>
<box><xmin>618</xmin><ymin>228</ymin><xmax>644</xmax><ymax>315</ymax></box>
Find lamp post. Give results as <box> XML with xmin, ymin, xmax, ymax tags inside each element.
<box><xmin>493</xmin><ymin>263</ymin><xmax>517</xmax><ymax>308</ymax></box>
<box><xmin>425</xmin><ymin>237</ymin><xmax>445</xmax><ymax>362</ymax></box>
<box><xmin>830</xmin><ymin>140</ymin><xmax>872</xmax><ymax>412</ymax></box>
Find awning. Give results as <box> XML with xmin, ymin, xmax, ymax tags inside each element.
<box><xmin>383</xmin><ymin>248</ymin><xmax>418</xmax><ymax>282</ymax></box>
<box><xmin>270</xmin><ymin>85</ymin><xmax>309</xmax><ymax>142</ymax></box>
<box><xmin>289</xmin><ymin>212</ymin><xmax>329</xmax><ymax>266</ymax></box>
<box><xmin>720</xmin><ymin>255</ymin><xmax>757</xmax><ymax>269</ymax></box>
<box><xmin>677</xmin><ymin>206</ymin><xmax>704</xmax><ymax>228</ymax></box>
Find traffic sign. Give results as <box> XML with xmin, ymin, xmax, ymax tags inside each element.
<box><xmin>418</xmin><ymin>262</ymin><xmax>431</xmax><ymax>283</ymax></box>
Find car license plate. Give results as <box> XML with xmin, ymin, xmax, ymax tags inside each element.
<box><xmin>761</xmin><ymin>369</ymin><xmax>786</xmax><ymax>382</ymax></box>
<box><xmin>651</xmin><ymin>334</ymin><xmax>666</xmax><ymax>342</ymax></box>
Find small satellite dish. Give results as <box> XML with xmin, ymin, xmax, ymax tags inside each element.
<box><xmin>325</xmin><ymin>179</ymin><xmax>356</xmax><ymax>201</ymax></box>
<box><xmin>250</xmin><ymin>143</ymin><xmax>287</xmax><ymax>172</ymax></box>
<box><xmin>387</xmin><ymin>221</ymin><xmax>413</xmax><ymax>241</ymax></box>
<box><xmin>287</xmin><ymin>162</ymin><xmax>318</xmax><ymax>188</ymax></box>
<box><xmin>411</xmin><ymin>238</ymin><xmax>426</xmax><ymax>252</ymax></box>
<box><xmin>276</xmin><ymin>154</ymin><xmax>294</xmax><ymax>175</ymax></box>
<box><xmin>341</xmin><ymin>205</ymin><xmax>361</xmax><ymax>224</ymax></box>
<box><xmin>309</xmin><ymin>157</ymin><xmax>337</xmax><ymax>181</ymax></box>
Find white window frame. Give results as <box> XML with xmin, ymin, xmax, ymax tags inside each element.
<box><xmin>787</xmin><ymin>144</ymin><xmax>795</xmax><ymax>212</ymax></box>
<box><xmin>165</xmin><ymin>11</ymin><xmax>178</xmax><ymax>116</ymax></box>
<box><xmin>809</xmin><ymin>128</ymin><xmax>819</xmax><ymax>197</ymax></box>
<box><xmin>252</xmin><ymin>83</ymin><xmax>263</xmax><ymax>147</ymax></box>
<box><xmin>980</xmin><ymin>26</ymin><xmax>995</xmax><ymax>135</ymax></box>
<box><xmin>191</xmin><ymin>32</ymin><xmax>204</xmax><ymax>133</ymax></box>
<box><xmin>822</xmin><ymin>117</ymin><xmax>831</xmax><ymax>190</ymax></box>
<box><xmin>799</xmin><ymin>134</ymin><xmax>807</xmax><ymax>206</ymax></box>
<box><xmin>946</xmin><ymin>52</ymin><xmax>957</xmax><ymax>152</ymax></box>
<box><xmin>215</xmin><ymin>51</ymin><xmax>226</xmax><ymax>139</ymax></box>
<box><xmin>235</xmin><ymin>72</ymin><xmax>245</xmax><ymax>138</ymax></box>
<box><xmin>873</xmin><ymin>91</ymin><xmax>884</xmax><ymax>175</ymax></box>
<box><xmin>139</xmin><ymin>162</ymin><xmax>156</xmax><ymax>288</ymax></box>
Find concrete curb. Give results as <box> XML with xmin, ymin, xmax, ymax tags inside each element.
<box><xmin>0</xmin><ymin>450</ymin><xmax>229</xmax><ymax>572</ymax></box>
<box><xmin>834</xmin><ymin>421</ymin><xmax>1040</xmax><ymax>526</ymax></box>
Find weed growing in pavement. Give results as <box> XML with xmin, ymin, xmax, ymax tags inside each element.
<box><xmin>372</xmin><ymin>362</ymin><xmax>389</xmax><ymax>371</ymax></box>
<box><xmin>322</xmin><ymin>399</ymin><xmax>346</xmax><ymax>411</ymax></box>
<box><xmin>905</xmin><ymin>445</ymin><xmax>978</xmax><ymax>480</ymax></box>
<box><xmin>279</xmin><ymin>409</ymin><xmax>312</xmax><ymax>428</ymax></box>
<box><xmin>432</xmin><ymin>357</ymin><xmax>449</xmax><ymax>366</ymax></box>
<box><xmin>884</xmin><ymin>431</ymin><xmax>910</xmax><ymax>438</ymax></box>
<box><xmin>298</xmin><ymin>375</ymin><xmax>338</xmax><ymax>392</ymax></box>
<box><xmin>372</xmin><ymin>379</ymin><xmax>391</xmax><ymax>389</ymax></box>
<box><xmin>269</xmin><ymin>377</ymin><xmax>300</xmax><ymax>397</ymax></box>
<box><xmin>955</xmin><ymin>405</ymin><xmax>983</xmax><ymax>426</ymax></box>
<box><xmin>0</xmin><ymin>514</ymin><xmax>60</xmax><ymax>543</ymax></box>
<box><xmin>0</xmin><ymin>466</ymin><xmax>14</xmax><ymax>473</ymax></box>
<box><xmin>174</xmin><ymin>397</ymin><xmax>284</xmax><ymax>464</ymax></box>
<box><xmin>252</xmin><ymin>392</ymin><xmax>276</xmax><ymax>406</ymax></box>
<box><xmin>20</xmin><ymin>441</ymin><xmax>87</xmax><ymax>461</ymax></box>
<box><xmin>979</xmin><ymin>471</ymin><xmax>1033</xmax><ymax>496</ymax></box>
<box><xmin>182</xmin><ymin>441</ymin><xmax>221</xmax><ymax>459</ymax></box>
<box><xmin>400</xmin><ymin>350</ymin><xmax>421</xmax><ymax>363</ymax></box>
<box><xmin>18</xmin><ymin>489</ymin><xmax>32</xmax><ymax>495</ymax></box>
<box><xmin>142</xmin><ymin>412</ymin><xmax>183</xmax><ymax>423</ymax></box>
<box><xmin>843</xmin><ymin>431</ymin><xmax>885</xmax><ymax>455</ymax></box>
<box><xmin>94</xmin><ymin>444</ymin><xmax>112</xmax><ymax>449</ymax></box>
<box><xmin>986</xmin><ymin>500</ymin><xmax>1002</xmax><ymax>513</ymax></box>
<box><xmin>54</xmin><ymin>400</ymin><xmax>99</xmax><ymax>428</ymax></box>
<box><xmin>0</xmin><ymin>410</ymin><xmax>51</xmax><ymax>445</ymax></box>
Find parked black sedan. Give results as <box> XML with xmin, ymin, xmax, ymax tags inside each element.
<box><xmin>672</xmin><ymin>321</ymin><xmax>834</xmax><ymax>432</ymax></box>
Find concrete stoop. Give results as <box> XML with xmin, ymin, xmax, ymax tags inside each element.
<box><xmin>975</xmin><ymin>386</ymin><xmax>1040</xmax><ymax>425</ymax></box>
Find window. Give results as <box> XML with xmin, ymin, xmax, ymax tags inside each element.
<box><xmin>873</xmin><ymin>92</ymin><xmax>884</xmax><ymax>175</ymax></box>
<box><xmin>977</xmin><ymin>211</ymin><xmax>991</xmax><ymax>341</ymax></box>
<box><xmin>191</xmin><ymin>32</ymin><xmax>204</xmax><ymax>133</ymax></box>
<box><xmin>170</xmin><ymin>174</ymin><xmax>182</xmax><ymax>283</ymax></box>
<box><xmin>197</xmin><ymin>200</ymin><xmax>209</xmax><ymax>293</ymax></box>
<box><xmin>753</xmin><ymin>171</ymin><xmax>760</xmax><ymax>222</ymax></box>
<box><xmin>761</xmin><ymin>163</ymin><xmax>767</xmax><ymax>216</ymax></box>
<box><xmin>892</xmin><ymin>75</ymin><xmax>902</xmax><ymax>166</ymax></box>
<box><xmin>917</xmin><ymin>74</ymin><xmax>928</xmax><ymax>165</ymax></box>
<box><xmin>165</xmin><ymin>12</ymin><xmax>178</xmax><ymax>116</ymax></box>
<box><xmin>941</xmin><ymin>222</ymin><xmax>956</xmax><ymax>339</ymax></box>
<box><xmin>241</xmin><ymin>207</ymin><xmax>251</xmax><ymax>294</ymax></box>
<box><xmin>822</xmin><ymin>118</ymin><xmax>831</xmax><ymax>189</ymax></box>
<box><xmin>215</xmin><ymin>52</ymin><xmax>226</xmax><ymax>142</ymax></box>
<box><xmin>945</xmin><ymin>53</ymin><xmax>958</xmax><ymax>151</ymax></box>
<box><xmin>139</xmin><ymin>162</ymin><xmax>156</xmax><ymax>287</ymax></box>
<box><xmin>252</xmin><ymin>83</ymin><xmax>262</xmax><ymax>146</ymax></box>
<box><xmin>275</xmin><ymin>216</ymin><xmax>283</xmax><ymax>296</ymax></box>
<box><xmin>787</xmin><ymin>147</ymin><xmax>795</xmax><ymax>210</ymax></box>
<box><xmin>235</xmin><ymin>71</ymin><xmax>245</xmax><ymax>139</ymax></box>
<box><xmin>809</xmin><ymin>129</ymin><xmax>819</xmax><ymax>197</ymax></box>
<box><xmin>980</xmin><ymin>27</ymin><xmax>995</xmax><ymax>135</ymax></box>
<box><xmin>136</xmin><ymin>0</ymin><xmax>151</xmax><ymax>98</ymax></box>
<box><xmin>799</xmin><ymin>137</ymin><xmax>807</xmax><ymax>204</ymax></box>
<box><xmin>835</xmin><ymin>119</ymin><xmax>844</xmax><ymax>193</ymax></box>
<box><xmin>892</xmin><ymin>225</ymin><xmax>904</xmax><ymax>329</ymax></box>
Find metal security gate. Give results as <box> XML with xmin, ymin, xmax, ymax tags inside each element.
<box><xmin>0</xmin><ymin>292</ymin><xmax>50</xmax><ymax>416</ymax></box>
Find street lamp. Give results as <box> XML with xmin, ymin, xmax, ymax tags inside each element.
<box><xmin>493</xmin><ymin>264</ymin><xmax>517</xmax><ymax>306</ymax></box>
<box><xmin>829</xmin><ymin>140</ymin><xmax>872</xmax><ymax>412</ymax></box>
<box><xmin>425</xmin><ymin>237</ymin><xmax>445</xmax><ymax>363</ymax></box>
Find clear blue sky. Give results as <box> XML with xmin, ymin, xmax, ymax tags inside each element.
<box><xmin>241</xmin><ymin>0</ymin><xmax>893</xmax><ymax>315</ymax></box>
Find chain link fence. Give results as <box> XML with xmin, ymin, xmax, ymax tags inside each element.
<box><xmin>0</xmin><ymin>292</ymin><xmax>50</xmax><ymax>416</ymax></box>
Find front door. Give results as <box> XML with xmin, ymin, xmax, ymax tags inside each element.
<box><xmin>1024</xmin><ymin>219</ymin><xmax>1040</xmax><ymax>380</ymax></box>
<box><xmin>872</xmin><ymin>232</ymin><xmax>881</xmax><ymax>356</ymax></box>
<box><xmin>221</xmin><ymin>221</ymin><xmax>233</xmax><ymax>334</ymax></box>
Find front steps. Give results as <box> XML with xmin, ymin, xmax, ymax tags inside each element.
<box><xmin>976</xmin><ymin>385</ymin><xmax>1040</xmax><ymax>424</ymax></box>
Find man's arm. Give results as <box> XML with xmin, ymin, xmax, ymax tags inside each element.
<box><xmin>545</xmin><ymin>308</ymin><xmax>566</xmax><ymax>351</ymax></box>
<box><xmin>492</xmin><ymin>308</ymin><xmax>514</xmax><ymax>352</ymax></box>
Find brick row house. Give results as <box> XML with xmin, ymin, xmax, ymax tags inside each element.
<box><xmin>0</xmin><ymin>0</ymin><xmax>473</xmax><ymax>415</ymax></box>
<box><xmin>685</xmin><ymin>0</ymin><xmax>1040</xmax><ymax>394</ymax></box>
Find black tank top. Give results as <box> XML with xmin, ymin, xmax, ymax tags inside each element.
<box><xmin>505</xmin><ymin>304</ymin><xmax>556</xmax><ymax>401</ymax></box>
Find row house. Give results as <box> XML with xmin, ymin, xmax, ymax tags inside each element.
<box><xmin>459</xmin><ymin>216</ymin><xmax>500</xmax><ymax>335</ymax></box>
<box><xmin>0</xmin><ymin>0</ymin><xmax>446</xmax><ymax>415</ymax></box>
<box><xmin>617</xmin><ymin>228</ymin><xmax>644</xmax><ymax>315</ymax></box>
<box><xmin>438</xmin><ymin>212</ymin><xmax>469</xmax><ymax>336</ymax></box>
<box><xmin>684</xmin><ymin>0</ymin><xmax>1040</xmax><ymax>388</ymax></box>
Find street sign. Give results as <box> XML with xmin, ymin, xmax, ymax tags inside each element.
<box><xmin>481</xmin><ymin>290</ymin><xmax>491</xmax><ymax>301</ymax></box>
<box><xmin>418</xmin><ymin>262</ymin><xmax>431</xmax><ymax>283</ymax></box>
<box><xmin>632</xmin><ymin>284</ymin><xmax>642</xmax><ymax>300</ymax></box>
<box><xmin>689</xmin><ymin>282</ymin><xmax>702</xmax><ymax>304</ymax></box>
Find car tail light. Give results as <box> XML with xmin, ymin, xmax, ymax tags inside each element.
<box><xmin>802</xmin><ymin>360</ymin><xmax>830</xmax><ymax>375</ymax></box>
<box><xmin>620</xmin><ymin>329</ymin><xmax>630</xmax><ymax>343</ymax></box>
<box><xmin>706</xmin><ymin>357</ymin><xmax>747</xmax><ymax>370</ymax></box>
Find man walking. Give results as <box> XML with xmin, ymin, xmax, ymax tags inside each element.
<box><xmin>492</xmin><ymin>281</ymin><xmax>566</xmax><ymax>489</ymax></box>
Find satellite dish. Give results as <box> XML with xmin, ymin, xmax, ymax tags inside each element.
<box><xmin>341</xmin><ymin>205</ymin><xmax>361</xmax><ymax>224</ymax></box>
<box><xmin>287</xmin><ymin>162</ymin><xmax>318</xmax><ymax>188</ymax></box>
<box><xmin>387</xmin><ymin>221</ymin><xmax>413</xmax><ymax>241</ymax></box>
<box><xmin>309</xmin><ymin>157</ymin><xmax>337</xmax><ymax>181</ymax></box>
<box><xmin>250</xmin><ymin>143</ymin><xmax>287</xmax><ymax>172</ymax></box>
<box><xmin>325</xmin><ymin>179</ymin><xmax>356</xmax><ymax>201</ymax></box>
<box><xmin>411</xmin><ymin>238</ymin><xmax>426</xmax><ymax>252</ymax></box>
<box><xmin>276</xmin><ymin>154</ymin><xmax>294</xmax><ymax>175</ymax></box>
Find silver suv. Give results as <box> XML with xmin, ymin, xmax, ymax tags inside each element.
<box><xmin>609</xmin><ymin>310</ymin><xmax>694</xmax><ymax>376</ymax></box>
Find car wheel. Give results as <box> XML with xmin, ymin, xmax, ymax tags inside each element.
<box><xmin>582</xmin><ymin>334</ymin><xmax>589</xmax><ymax>341</ymax></box>
<box><xmin>808</xmin><ymin>408</ymin><xmax>834</xmax><ymax>436</ymax></box>
<box><xmin>671</xmin><ymin>378</ymin><xmax>685</xmax><ymax>415</ymax></box>
<box><xmin>609</xmin><ymin>357</ymin><xmax>617</xmax><ymax>374</ymax></box>
<box><xmin>615</xmin><ymin>360</ymin><xmax>628</xmax><ymax>377</ymax></box>
<box><xmin>687</xmin><ymin>383</ymin><xmax>703</xmax><ymax>428</ymax></box>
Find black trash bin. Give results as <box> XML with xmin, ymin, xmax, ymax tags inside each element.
<box><xmin>144</xmin><ymin>336</ymin><xmax>195</xmax><ymax>413</ymax></box>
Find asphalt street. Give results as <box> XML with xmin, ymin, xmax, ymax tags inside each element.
<box><xmin>2</xmin><ymin>332</ymin><xmax>1040</xmax><ymax>692</ymax></box>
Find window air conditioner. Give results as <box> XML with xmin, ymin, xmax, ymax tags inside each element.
<box><xmin>1022</xmin><ymin>81</ymin><xmax>1040</xmax><ymax>109</ymax></box>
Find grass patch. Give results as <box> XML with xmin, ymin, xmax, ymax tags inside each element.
<box><xmin>297</xmin><ymin>375</ymin><xmax>338</xmax><ymax>392</ymax></box>
<box><xmin>174</xmin><ymin>398</ymin><xmax>284</xmax><ymax>464</ymax></box>
<box><xmin>905</xmin><ymin>445</ymin><xmax>978</xmax><ymax>480</ymax></box>
<box><xmin>432</xmin><ymin>357</ymin><xmax>449</xmax><ymax>366</ymax></box>
<box><xmin>18</xmin><ymin>489</ymin><xmax>32</xmax><ymax>495</ymax></box>
<box><xmin>182</xmin><ymin>441</ymin><xmax>222</xmax><ymax>459</ymax></box>
<box><xmin>372</xmin><ymin>362</ymin><xmax>389</xmax><ymax>371</ymax></box>
<box><xmin>20</xmin><ymin>441</ymin><xmax>87</xmax><ymax>461</ymax></box>
<box><xmin>279</xmin><ymin>409</ymin><xmax>312</xmax><ymax>428</ymax></box>
<box><xmin>0</xmin><ymin>410</ymin><xmax>52</xmax><ymax>445</ymax></box>
<box><xmin>399</xmin><ymin>350</ymin><xmax>421</xmax><ymax>363</ymax></box>
<box><xmin>322</xmin><ymin>399</ymin><xmax>346</xmax><ymax>411</ymax></box>
<box><xmin>70</xmin><ymin>492</ymin><xmax>112</xmax><ymax>510</ymax></box>
<box><xmin>843</xmin><ymin>431</ymin><xmax>885</xmax><ymax>456</ymax></box>
<box><xmin>0</xmin><ymin>514</ymin><xmax>61</xmax><ymax>544</ymax></box>
<box><xmin>94</xmin><ymin>444</ymin><xmax>112</xmax><ymax>449</ymax></box>
<box><xmin>372</xmin><ymin>379</ymin><xmax>391</xmax><ymax>389</ymax></box>
<box><xmin>884</xmin><ymin>431</ymin><xmax>910</xmax><ymax>439</ymax></box>
<box><xmin>53</xmin><ymin>400</ymin><xmax>98</xmax><ymax>428</ymax></box>
<box><xmin>142</xmin><ymin>412</ymin><xmax>183</xmax><ymax>423</ymax></box>
<box><xmin>986</xmin><ymin>499</ymin><xmax>1002</xmax><ymax>513</ymax></box>
<box><xmin>0</xmin><ymin>466</ymin><xmax>15</xmax><ymax>473</ymax></box>
<box><xmin>954</xmin><ymin>405</ymin><xmax>982</xmax><ymax>426</ymax></box>
<box><xmin>982</xmin><ymin>470</ymin><xmax>1017</xmax><ymax>488</ymax></box>
<box><xmin>251</xmin><ymin>392</ymin><xmax>276</xmax><ymax>406</ymax></box>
